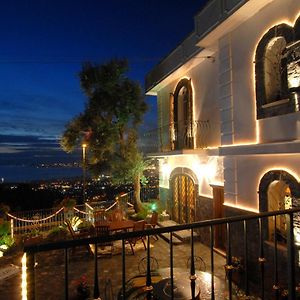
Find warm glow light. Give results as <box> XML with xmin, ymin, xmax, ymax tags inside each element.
<box><xmin>224</xmin><ymin>202</ymin><xmax>259</xmax><ymax>213</ymax></box>
<box><xmin>161</xmin><ymin>161</ymin><xmax>172</xmax><ymax>177</ymax></box>
<box><xmin>10</xmin><ymin>219</ymin><xmax>14</xmax><ymax>240</ymax></box>
<box><xmin>203</xmin><ymin>272</ymin><xmax>212</xmax><ymax>283</ymax></box>
<box><xmin>294</xmin><ymin>93</ymin><xmax>299</xmax><ymax>112</ymax></box>
<box><xmin>82</xmin><ymin>143</ymin><xmax>87</xmax><ymax>148</ymax></box>
<box><xmin>257</xmin><ymin>167</ymin><xmax>300</xmax><ymax>187</ymax></box>
<box><xmin>21</xmin><ymin>253</ymin><xmax>27</xmax><ymax>300</ymax></box>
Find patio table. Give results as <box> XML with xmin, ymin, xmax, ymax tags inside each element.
<box><xmin>94</xmin><ymin>219</ymin><xmax>134</xmax><ymax>233</ymax></box>
<box><xmin>118</xmin><ymin>267</ymin><xmax>226</xmax><ymax>300</ymax></box>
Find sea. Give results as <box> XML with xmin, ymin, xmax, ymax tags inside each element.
<box><xmin>0</xmin><ymin>165</ymin><xmax>83</xmax><ymax>183</ymax></box>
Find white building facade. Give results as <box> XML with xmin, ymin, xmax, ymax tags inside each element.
<box><xmin>146</xmin><ymin>0</ymin><xmax>300</xmax><ymax>253</ymax></box>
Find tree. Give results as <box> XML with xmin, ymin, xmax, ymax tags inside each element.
<box><xmin>61</xmin><ymin>59</ymin><xmax>148</xmax><ymax>211</ymax></box>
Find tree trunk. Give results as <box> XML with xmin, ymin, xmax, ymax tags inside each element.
<box><xmin>133</xmin><ymin>173</ymin><xmax>143</xmax><ymax>213</ymax></box>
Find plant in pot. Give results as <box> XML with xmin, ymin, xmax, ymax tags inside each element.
<box><xmin>75</xmin><ymin>274</ymin><xmax>90</xmax><ymax>299</ymax></box>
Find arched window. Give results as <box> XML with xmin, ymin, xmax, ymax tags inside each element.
<box><xmin>264</xmin><ymin>37</ymin><xmax>287</xmax><ymax>103</ymax></box>
<box><xmin>255</xmin><ymin>22</ymin><xmax>299</xmax><ymax>119</ymax></box>
<box><xmin>171</xmin><ymin>78</ymin><xmax>193</xmax><ymax>150</ymax></box>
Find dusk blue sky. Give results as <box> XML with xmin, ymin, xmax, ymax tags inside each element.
<box><xmin>0</xmin><ymin>0</ymin><xmax>208</xmax><ymax>180</ymax></box>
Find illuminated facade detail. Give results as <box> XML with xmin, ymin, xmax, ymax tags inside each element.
<box><xmin>147</xmin><ymin>1</ymin><xmax>300</xmax><ymax>228</ymax></box>
<box><xmin>171</xmin><ymin>78</ymin><xmax>194</xmax><ymax>150</ymax></box>
<box><xmin>255</xmin><ymin>16</ymin><xmax>300</xmax><ymax>119</ymax></box>
<box><xmin>258</xmin><ymin>169</ymin><xmax>300</xmax><ymax>242</ymax></box>
<box><xmin>171</xmin><ymin>174</ymin><xmax>196</xmax><ymax>224</ymax></box>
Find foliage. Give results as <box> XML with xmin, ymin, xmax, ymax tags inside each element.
<box><xmin>0</xmin><ymin>221</ymin><xmax>14</xmax><ymax>249</ymax></box>
<box><xmin>0</xmin><ymin>203</ymin><xmax>10</xmax><ymax>216</ymax></box>
<box><xmin>0</xmin><ymin>221</ymin><xmax>10</xmax><ymax>236</ymax></box>
<box><xmin>60</xmin><ymin>197</ymin><xmax>76</xmax><ymax>208</ymax></box>
<box><xmin>60</xmin><ymin>59</ymin><xmax>148</xmax><ymax>211</ymax></box>
<box><xmin>70</xmin><ymin>216</ymin><xmax>83</xmax><ymax>231</ymax></box>
<box><xmin>1</xmin><ymin>235</ymin><xmax>14</xmax><ymax>248</ymax></box>
<box><xmin>75</xmin><ymin>274</ymin><xmax>90</xmax><ymax>298</ymax></box>
<box><xmin>77</xmin><ymin>219</ymin><xmax>93</xmax><ymax>230</ymax></box>
<box><xmin>47</xmin><ymin>226</ymin><xmax>68</xmax><ymax>241</ymax></box>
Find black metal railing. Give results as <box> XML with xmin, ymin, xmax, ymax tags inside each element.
<box><xmin>142</xmin><ymin>120</ymin><xmax>210</xmax><ymax>153</ymax></box>
<box><xmin>23</xmin><ymin>208</ymin><xmax>300</xmax><ymax>300</ymax></box>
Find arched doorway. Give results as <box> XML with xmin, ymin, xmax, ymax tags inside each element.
<box><xmin>258</xmin><ymin>169</ymin><xmax>300</xmax><ymax>241</ymax></box>
<box><xmin>171</xmin><ymin>174</ymin><xmax>196</xmax><ymax>224</ymax></box>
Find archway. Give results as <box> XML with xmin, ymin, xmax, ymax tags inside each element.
<box><xmin>258</xmin><ymin>169</ymin><xmax>300</xmax><ymax>241</ymax></box>
<box><xmin>170</xmin><ymin>167</ymin><xmax>197</xmax><ymax>224</ymax></box>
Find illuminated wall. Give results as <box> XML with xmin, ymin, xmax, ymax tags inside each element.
<box><xmin>226</xmin><ymin>0</ymin><xmax>300</xmax><ymax>144</ymax></box>
<box><xmin>224</xmin><ymin>154</ymin><xmax>300</xmax><ymax>212</ymax></box>
<box><xmin>156</xmin><ymin>55</ymin><xmax>221</xmax><ymax>150</ymax></box>
<box><xmin>159</xmin><ymin>155</ymin><xmax>224</xmax><ymax>198</ymax></box>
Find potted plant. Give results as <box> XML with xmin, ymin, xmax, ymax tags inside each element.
<box><xmin>75</xmin><ymin>274</ymin><xmax>90</xmax><ymax>299</ymax></box>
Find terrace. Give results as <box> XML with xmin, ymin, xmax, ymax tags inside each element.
<box><xmin>0</xmin><ymin>198</ymin><xmax>299</xmax><ymax>300</ymax></box>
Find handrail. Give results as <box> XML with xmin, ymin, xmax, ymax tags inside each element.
<box><xmin>24</xmin><ymin>207</ymin><xmax>300</xmax><ymax>253</ymax></box>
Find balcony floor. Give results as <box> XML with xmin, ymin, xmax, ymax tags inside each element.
<box><xmin>0</xmin><ymin>237</ymin><xmax>230</xmax><ymax>299</ymax></box>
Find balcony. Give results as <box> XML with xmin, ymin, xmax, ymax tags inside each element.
<box><xmin>143</xmin><ymin>120</ymin><xmax>210</xmax><ymax>155</ymax></box>
<box><xmin>18</xmin><ymin>208</ymin><xmax>300</xmax><ymax>300</ymax></box>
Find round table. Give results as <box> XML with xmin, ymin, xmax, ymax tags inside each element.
<box><xmin>118</xmin><ymin>268</ymin><xmax>227</xmax><ymax>300</ymax></box>
<box><xmin>153</xmin><ymin>268</ymin><xmax>226</xmax><ymax>300</ymax></box>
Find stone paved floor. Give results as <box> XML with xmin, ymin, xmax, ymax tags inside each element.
<box><xmin>0</xmin><ymin>237</ymin><xmax>228</xmax><ymax>300</ymax></box>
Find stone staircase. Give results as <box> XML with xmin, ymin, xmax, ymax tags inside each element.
<box><xmin>157</xmin><ymin>220</ymin><xmax>191</xmax><ymax>244</ymax></box>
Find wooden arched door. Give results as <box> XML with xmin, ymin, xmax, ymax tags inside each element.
<box><xmin>171</xmin><ymin>174</ymin><xmax>195</xmax><ymax>224</ymax></box>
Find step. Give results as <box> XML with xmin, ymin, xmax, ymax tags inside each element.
<box><xmin>158</xmin><ymin>220</ymin><xmax>191</xmax><ymax>242</ymax></box>
<box><xmin>159</xmin><ymin>232</ymin><xmax>183</xmax><ymax>245</ymax></box>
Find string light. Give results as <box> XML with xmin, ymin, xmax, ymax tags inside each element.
<box><xmin>6</xmin><ymin>207</ymin><xmax>64</xmax><ymax>223</ymax></box>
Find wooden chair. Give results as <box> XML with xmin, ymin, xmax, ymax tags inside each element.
<box><xmin>94</xmin><ymin>224</ymin><xmax>114</xmax><ymax>256</ymax></box>
<box><xmin>109</xmin><ymin>208</ymin><xmax>124</xmax><ymax>222</ymax></box>
<box><xmin>93</xmin><ymin>209</ymin><xmax>107</xmax><ymax>223</ymax></box>
<box><xmin>145</xmin><ymin>211</ymin><xmax>159</xmax><ymax>240</ymax></box>
<box><xmin>64</xmin><ymin>220</ymin><xmax>94</xmax><ymax>256</ymax></box>
<box><xmin>127</xmin><ymin>220</ymin><xmax>147</xmax><ymax>255</ymax></box>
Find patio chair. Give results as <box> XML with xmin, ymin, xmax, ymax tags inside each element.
<box><xmin>145</xmin><ymin>211</ymin><xmax>159</xmax><ymax>240</ymax></box>
<box><xmin>138</xmin><ymin>256</ymin><xmax>159</xmax><ymax>274</ymax></box>
<box><xmin>93</xmin><ymin>209</ymin><xmax>107</xmax><ymax>223</ymax></box>
<box><xmin>94</xmin><ymin>224</ymin><xmax>114</xmax><ymax>256</ymax></box>
<box><xmin>109</xmin><ymin>208</ymin><xmax>124</xmax><ymax>222</ymax></box>
<box><xmin>64</xmin><ymin>220</ymin><xmax>94</xmax><ymax>256</ymax></box>
<box><xmin>186</xmin><ymin>255</ymin><xmax>206</xmax><ymax>272</ymax></box>
<box><xmin>127</xmin><ymin>220</ymin><xmax>147</xmax><ymax>255</ymax></box>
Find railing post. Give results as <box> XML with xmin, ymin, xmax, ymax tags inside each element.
<box><xmin>122</xmin><ymin>238</ymin><xmax>126</xmax><ymax>299</ymax></box>
<box><xmin>243</xmin><ymin>220</ymin><xmax>249</xmax><ymax>296</ymax></box>
<box><xmin>258</xmin><ymin>217</ymin><xmax>266</xmax><ymax>300</ymax></box>
<box><xmin>169</xmin><ymin>232</ymin><xmax>174</xmax><ymax>299</ymax></box>
<box><xmin>93</xmin><ymin>243</ymin><xmax>100</xmax><ymax>299</ymax></box>
<box><xmin>210</xmin><ymin>225</ymin><xmax>215</xmax><ymax>300</ymax></box>
<box><xmin>226</xmin><ymin>222</ymin><xmax>232</xmax><ymax>300</ymax></box>
<box><xmin>287</xmin><ymin>212</ymin><xmax>295</xmax><ymax>300</ymax></box>
<box><xmin>146</xmin><ymin>234</ymin><xmax>153</xmax><ymax>300</ymax></box>
<box><xmin>190</xmin><ymin>228</ymin><xmax>197</xmax><ymax>300</ymax></box>
<box><xmin>26</xmin><ymin>252</ymin><xmax>35</xmax><ymax>300</ymax></box>
<box><xmin>273</xmin><ymin>216</ymin><xmax>280</xmax><ymax>300</ymax></box>
<box><xmin>64</xmin><ymin>248</ymin><xmax>69</xmax><ymax>300</ymax></box>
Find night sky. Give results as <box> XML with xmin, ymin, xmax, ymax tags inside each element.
<box><xmin>0</xmin><ymin>0</ymin><xmax>208</xmax><ymax>181</ymax></box>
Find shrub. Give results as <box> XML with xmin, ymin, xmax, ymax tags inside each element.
<box><xmin>59</xmin><ymin>197</ymin><xmax>76</xmax><ymax>208</ymax></box>
<box><xmin>0</xmin><ymin>221</ymin><xmax>10</xmax><ymax>236</ymax></box>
